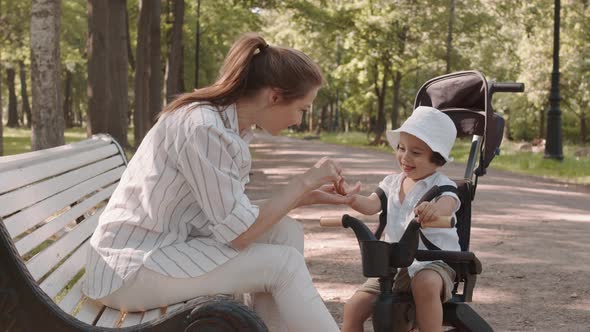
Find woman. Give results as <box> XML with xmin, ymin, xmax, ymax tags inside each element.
<box><xmin>83</xmin><ymin>32</ymin><xmax>356</xmax><ymax>331</ymax></box>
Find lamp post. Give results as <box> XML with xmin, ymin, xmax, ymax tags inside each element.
<box><xmin>544</xmin><ymin>0</ymin><xmax>563</xmax><ymax>160</ymax></box>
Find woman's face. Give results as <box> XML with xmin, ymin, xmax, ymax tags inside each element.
<box><xmin>259</xmin><ymin>87</ymin><xmax>319</xmax><ymax>135</ymax></box>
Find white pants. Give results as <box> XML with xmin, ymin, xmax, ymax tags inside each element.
<box><xmin>99</xmin><ymin>217</ymin><xmax>339</xmax><ymax>332</ymax></box>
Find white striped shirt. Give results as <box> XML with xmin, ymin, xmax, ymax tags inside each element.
<box><xmin>379</xmin><ymin>171</ymin><xmax>461</xmax><ymax>277</ymax></box>
<box><xmin>83</xmin><ymin>103</ymin><xmax>259</xmax><ymax>299</ymax></box>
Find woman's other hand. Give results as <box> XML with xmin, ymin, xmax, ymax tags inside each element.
<box><xmin>334</xmin><ymin>177</ymin><xmax>361</xmax><ymax>196</ymax></box>
<box><xmin>299</xmin><ymin>157</ymin><xmax>343</xmax><ymax>191</ymax></box>
<box><xmin>297</xmin><ymin>182</ymin><xmax>362</xmax><ymax>207</ymax></box>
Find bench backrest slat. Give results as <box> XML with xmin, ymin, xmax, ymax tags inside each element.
<box><xmin>26</xmin><ymin>207</ymin><xmax>103</xmax><ymax>281</ymax></box>
<box><xmin>39</xmin><ymin>241</ymin><xmax>89</xmax><ymax>299</ymax></box>
<box><xmin>15</xmin><ymin>183</ymin><xmax>116</xmax><ymax>255</ymax></box>
<box><xmin>0</xmin><ymin>137</ymin><xmax>109</xmax><ymax>171</ymax></box>
<box><xmin>0</xmin><ymin>143</ymin><xmax>120</xmax><ymax>195</ymax></box>
<box><xmin>4</xmin><ymin>167</ymin><xmax>124</xmax><ymax>238</ymax></box>
<box><xmin>0</xmin><ymin>155</ymin><xmax>123</xmax><ymax>217</ymax></box>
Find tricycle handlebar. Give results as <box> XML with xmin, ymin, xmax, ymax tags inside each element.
<box><xmin>490</xmin><ymin>82</ymin><xmax>525</xmax><ymax>93</ymax></box>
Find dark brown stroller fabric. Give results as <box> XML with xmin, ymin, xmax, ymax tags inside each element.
<box><xmin>414</xmin><ymin>71</ymin><xmax>503</xmax><ymax>175</ymax></box>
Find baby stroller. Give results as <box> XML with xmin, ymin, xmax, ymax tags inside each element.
<box><xmin>322</xmin><ymin>70</ymin><xmax>524</xmax><ymax>331</ymax></box>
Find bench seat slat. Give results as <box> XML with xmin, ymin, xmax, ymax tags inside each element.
<box><xmin>0</xmin><ymin>155</ymin><xmax>123</xmax><ymax>216</ymax></box>
<box><xmin>75</xmin><ymin>297</ymin><xmax>104</xmax><ymax>325</ymax></box>
<box><xmin>119</xmin><ymin>312</ymin><xmax>144</xmax><ymax>328</ymax></box>
<box><xmin>26</xmin><ymin>207</ymin><xmax>103</xmax><ymax>281</ymax></box>
<box><xmin>141</xmin><ymin>308</ymin><xmax>164</xmax><ymax>323</ymax></box>
<box><xmin>39</xmin><ymin>241</ymin><xmax>88</xmax><ymax>299</ymax></box>
<box><xmin>95</xmin><ymin>307</ymin><xmax>124</xmax><ymax>328</ymax></box>
<box><xmin>15</xmin><ymin>183</ymin><xmax>116</xmax><ymax>255</ymax></box>
<box><xmin>166</xmin><ymin>302</ymin><xmax>185</xmax><ymax>314</ymax></box>
<box><xmin>5</xmin><ymin>167</ymin><xmax>124</xmax><ymax>238</ymax></box>
<box><xmin>0</xmin><ymin>143</ymin><xmax>119</xmax><ymax>194</ymax></box>
<box><xmin>56</xmin><ymin>276</ymin><xmax>86</xmax><ymax>314</ymax></box>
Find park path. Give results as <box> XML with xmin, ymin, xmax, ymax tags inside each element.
<box><xmin>244</xmin><ymin>132</ymin><xmax>590</xmax><ymax>332</ymax></box>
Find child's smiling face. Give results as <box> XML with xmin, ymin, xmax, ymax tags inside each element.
<box><xmin>396</xmin><ymin>132</ymin><xmax>439</xmax><ymax>181</ymax></box>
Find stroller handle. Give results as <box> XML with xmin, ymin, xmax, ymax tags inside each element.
<box><xmin>490</xmin><ymin>82</ymin><xmax>525</xmax><ymax>93</ymax></box>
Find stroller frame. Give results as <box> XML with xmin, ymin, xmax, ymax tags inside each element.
<box><xmin>340</xmin><ymin>71</ymin><xmax>524</xmax><ymax>331</ymax></box>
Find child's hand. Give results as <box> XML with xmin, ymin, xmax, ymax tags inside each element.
<box><xmin>414</xmin><ymin>201</ymin><xmax>441</xmax><ymax>224</ymax></box>
<box><xmin>297</xmin><ymin>183</ymin><xmax>359</xmax><ymax>206</ymax></box>
<box><xmin>333</xmin><ymin>177</ymin><xmax>361</xmax><ymax>196</ymax></box>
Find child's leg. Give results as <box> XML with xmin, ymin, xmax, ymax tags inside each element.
<box><xmin>411</xmin><ymin>269</ymin><xmax>444</xmax><ymax>332</ymax></box>
<box><xmin>342</xmin><ymin>279</ymin><xmax>379</xmax><ymax>332</ymax></box>
<box><xmin>408</xmin><ymin>262</ymin><xmax>455</xmax><ymax>332</ymax></box>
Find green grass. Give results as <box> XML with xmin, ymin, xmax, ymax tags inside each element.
<box><xmin>282</xmin><ymin>130</ymin><xmax>590</xmax><ymax>185</ymax></box>
<box><xmin>2</xmin><ymin>127</ymin><xmax>135</xmax><ymax>157</ymax></box>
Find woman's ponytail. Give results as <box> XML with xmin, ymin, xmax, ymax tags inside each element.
<box><xmin>161</xmin><ymin>32</ymin><xmax>323</xmax><ymax>115</ymax></box>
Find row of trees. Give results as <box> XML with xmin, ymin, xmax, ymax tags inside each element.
<box><xmin>0</xmin><ymin>0</ymin><xmax>588</xmax><ymax>156</ymax></box>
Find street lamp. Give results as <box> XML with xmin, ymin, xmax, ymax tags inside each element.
<box><xmin>544</xmin><ymin>0</ymin><xmax>563</xmax><ymax>160</ymax></box>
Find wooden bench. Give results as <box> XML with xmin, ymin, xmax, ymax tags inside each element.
<box><xmin>0</xmin><ymin>134</ymin><xmax>266</xmax><ymax>331</ymax></box>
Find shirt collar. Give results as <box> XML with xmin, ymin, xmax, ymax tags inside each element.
<box><xmin>225</xmin><ymin>104</ymin><xmax>254</xmax><ymax>143</ymax></box>
<box><xmin>399</xmin><ymin>171</ymin><xmax>440</xmax><ymax>189</ymax></box>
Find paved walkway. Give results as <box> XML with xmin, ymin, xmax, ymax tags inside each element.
<box><xmin>245</xmin><ymin>133</ymin><xmax>590</xmax><ymax>331</ymax></box>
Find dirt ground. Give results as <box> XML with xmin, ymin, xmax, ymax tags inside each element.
<box><xmin>245</xmin><ymin>133</ymin><xmax>590</xmax><ymax>332</ymax></box>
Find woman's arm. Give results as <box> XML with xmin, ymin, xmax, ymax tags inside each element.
<box><xmin>231</xmin><ymin>157</ymin><xmax>342</xmax><ymax>250</ymax></box>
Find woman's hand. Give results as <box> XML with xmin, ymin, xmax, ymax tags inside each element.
<box><xmin>297</xmin><ymin>182</ymin><xmax>362</xmax><ymax>207</ymax></box>
<box><xmin>298</xmin><ymin>157</ymin><xmax>343</xmax><ymax>192</ymax></box>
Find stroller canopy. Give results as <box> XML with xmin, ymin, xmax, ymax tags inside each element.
<box><xmin>414</xmin><ymin>71</ymin><xmax>504</xmax><ymax>176</ymax></box>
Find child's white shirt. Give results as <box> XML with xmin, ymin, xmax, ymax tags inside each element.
<box><xmin>379</xmin><ymin>171</ymin><xmax>461</xmax><ymax>277</ymax></box>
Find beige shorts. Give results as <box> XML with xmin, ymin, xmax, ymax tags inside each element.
<box><xmin>357</xmin><ymin>261</ymin><xmax>456</xmax><ymax>302</ymax></box>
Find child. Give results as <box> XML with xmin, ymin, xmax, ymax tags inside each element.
<box><xmin>341</xmin><ymin>106</ymin><xmax>461</xmax><ymax>332</ymax></box>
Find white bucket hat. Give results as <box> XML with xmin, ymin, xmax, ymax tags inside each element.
<box><xmin>385</xmin><ymin>106</ymin><xmax>457</xmax><ymax>162</ymax></box>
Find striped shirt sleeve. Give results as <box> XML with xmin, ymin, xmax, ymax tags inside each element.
<box><xmin>177</xmin><ymin>124</ymin><xmax>259</xmax><ymax>244</ymax></box>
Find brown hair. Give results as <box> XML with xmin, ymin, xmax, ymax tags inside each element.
<box><xmin>161</xmin><ymin>32</ymin><xmax>324</xmax><ymax>115</ymax></box>
<box><xmin>431</xmin><ymin>152</ymin><xmax>447</xmax><ymax>166</ymax></box>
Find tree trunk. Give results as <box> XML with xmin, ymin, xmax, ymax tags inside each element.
<box><xmin>107</xmin><ymin>0</ymin><xmax>130</xmax><ymax>148</ymax></box>
<box><xmin>308</xmin><ymin>103</ymin><xmax>313</xmax><ymax>133</ymax></box>
<box><xmin>194</xmin><ymin>0</ymin><xmax>201</xmax><ymax>88</ymax></box>
<box><xmin>6</xmin><ymin>68</ymin><xmax>19</xmax><ymax>128</ymax></box>
<box><xmin>87</xmin><ymin>0</ymin><xmax>109</xmax><ymax>136</ymax></box>
<box><xmin>165</xmin><ymin>0</ymin><xmax>185</xmax><ymax>103</ymax></box>
<box><xmin>539</xmin><ymin>106</ymin><xmax>545</xmax><ymax>139</ymax></box>
<box><xmin>372</xmin><ymin>62</ymin><xmax>388</xmax><ymax>144</ymax></box>
<box><xmin>125</xmin><ymin>4</ymin><xmax>135</xmax><ymax>71</ymax></box>
<box><xmin>134</xmin><ymin>0</ymin><xmax>162</xmax><ymax>147</ymax></box>
<box><xmin>445</xmin><ymin>0</ymin><xmax>454</xmax><ymax>74</ymax></box>
<box><xmin>0</xmin><ymin>77</ymin><xmax>2</xmax><ymax>156</ymax></box>
<box><xmin>390</xmin><ymin>70</ymin><xmax>402</xmax><ymax>130</ymax></box>
<box><xmin>88</xmin><ymin>0</ymin><xmax>129</xmax><ymax>148</ymax></box>
<box><xmin>316</xmin><ymin>105</ymin><xmax>327</xmax><ymax>135</ymax></box>
<box><xmin>580</xmin><ymin>112</ymin><xmax>587</xmax><ymax>144</ymax></box>
<box><xmin>63</xmin><ymin>69</ymin><xmax>73</xmax><ymax>128</ymax></box>
<box><xmin>31</xmin><ymin>0</ymin><xmax>64</xmax><ymax>150</ymax></box>
<box><xmin>19</xmin><ymin>61</ymin><xmax>32</xmax><ymax>128</ymax></box>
